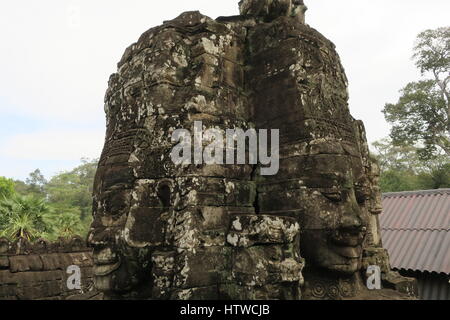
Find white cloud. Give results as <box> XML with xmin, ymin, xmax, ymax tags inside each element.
<box><xmin>306</xmin><ymin>0</ymin><xmax>450</xmax><ymax>143</ymax></box>
<box><xmin>0</xmin><ymin>1</ymin><xmax>239</xmax><ymax>123</ymax></box>
<box><xmin>2</xmin><ymin>130</ymin><xmax>104</xmax><ymax>161</ymax></box>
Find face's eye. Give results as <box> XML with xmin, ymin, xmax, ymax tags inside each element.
<box><xmin>322</xmin><ymin>191</ymin><xmax>342</xmax><ymax>202</ymax></box>
<box><xmin>354</xmin><ymin>187</ymin><xmax>369</xmax><ymax>204</ymax></box>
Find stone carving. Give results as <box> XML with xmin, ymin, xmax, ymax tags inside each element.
<box><xmin>88</xmin><ymin>1</ymin><xmax>416</xmax><ymax>300</ymax></box>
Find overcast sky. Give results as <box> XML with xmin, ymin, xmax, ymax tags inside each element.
<box><xmin>0</xmin><ymin>0</ymin><xmax>449</xmax><ymax>180</ymax></box>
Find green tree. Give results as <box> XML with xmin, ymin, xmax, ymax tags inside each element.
<box><xmin>25</xmin><ymin>169</ymin><xmax>47</xmax><ymax>197</ymax></box>
<box><xmin>46</xmin><ymin>158</ymin><xmax>97</xmax><ymax>221</ymax></box>
<box><xmin>2</xmin><ymin>159</ymin><xmax>98</xmax><ymax>240</ymax></box>
<box><xmin>383</xmin><ymin>27</ymin><xmax>450</xmax><ymax>159</ymax></box>
<box><xmin>0</xmin><ymin>177</ymin><xmax>15</xmax><ymax>198</ymax></box>
<box><xmin>417</xmin><ymin>162</ymin><xmax>450</xmax><ymax>190</ymax></box>
<box><xmin>0</xmin><ymin>194</ymin><xmax>53</xmax><ymax>241</ymax></box>
<box><xmin>372</xmin><ymin>138</ymin><xmax>450</xmax><ymax>192</ymax></box>
<box><xmin>372</xmin><ymin>138</ymin><xmax>423</xmax><ymax>173</ymax></box>
<box><xmin>13</xmin><ymin>179</ymin><xmax>31</xmax><ymax>196</ymax></box>
<box><xmin>378</xmin><ymin>170</ymin><xmax>420</xmax><ymax>193</ymax></box>
<box><xmin>44</xmin><ymin>158</ymin><xmax>97</xmax><ymax>237</ymax></box>
<box><xmin>50</xmin><ymin>211</ymin><xmax>85</xmax><ymax>239</ymax></box>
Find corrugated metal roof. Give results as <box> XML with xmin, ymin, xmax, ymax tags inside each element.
<box><xmin>380</xmin><ymin>189</ymin><xmax>450</xmax><ymax>275</ymax></box>
<box><xmin>416</xmin><ymin>273</ymin><xmax>450</xmax><ymax>300</ymax></box>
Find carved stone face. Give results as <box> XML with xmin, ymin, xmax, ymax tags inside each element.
<box><xmin>88</xmin><ymin>181</ymin><xmax>154</xmax><ymax>296</ymax></box>
<box><xmin>298</xmin><ymin>150</ymin><xmax>370</xmax><ymax>276</ymax></box>
<box><xmin>368</xmin><ymin>161</ymin><xmax>383</xmax><ymax>215</ymax></box>
<box><xmin>89</xmin><ymin>163</ymin><xmax>183</xmax><ymax>296</ymax></box>
<box><xmin>90</xmin><ymin>242</ymin><xmax>148</xmax><ymax>296</ymax></box>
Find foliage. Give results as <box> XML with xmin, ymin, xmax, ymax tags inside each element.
<box><xmin>44</xmin><ymin>210</ymin><xmax>86</xmax><ymax>241</ymax></box>
<box><xmin>1</xmin><ymin>159</ymin><xmax>98</xmax><ymax>242</ymax></box>
<box><xmin>372</xmin><ymin>138</ymin><xmax>423</xmax><ymax>173</ymax></box>
<box><xmin>0</xmin><ymin>177</ymin><xmax>15</xmax><ymax>198</ymax></box>
<box><xmin>417</xmin><ymin>162</ymin><xmax>450</xmax><ymax>190</ymax></box>
<box><xmin>0</xmin><ymin>194</ymin><xmax>53</xmax><ymax>241</ymax></box>
<box><xmin>413</xmin><ymin>27</ymin><xmax>450</xmax><ymax>77</ymax></box>
<box><xmin>25</xmin><ymin>169</ymin><xmax>48</xmax><ymax>197</ymax></box>
<box><xmin>372</xmin><ymin>138</ymin><xmax>450</xmax><ymax>192</ymax></box>
<box><xmin>46</xmin><ymin>158</ymin><xmax>97</xmax><ymax>221</ymax></box>
<box><xmin>383</xmin><ymin>27</ymin><xmax>450</xmax><ymax>160</ymax></box>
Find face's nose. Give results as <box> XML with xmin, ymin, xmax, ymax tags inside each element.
<box><xmin>87</xmin><ymin>224</ymin><xmax>121</xmax><ymax>250</ymax></box>
<box><xmin>339</xmin><ymin>191</ymin><xmax>366</xmax><ymax>233</ymax></box>
<box><xmin>340</xmin><ymin>214</ymin><xmax>363</xmax><ymax>231</ymax></box>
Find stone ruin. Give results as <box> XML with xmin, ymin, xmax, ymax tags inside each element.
<box><xmin>88</xmin><ymin>0</ymin><xmax>417</xmax><ymax>300</ymax></box>
<box><xmin>0</xmin><ymin>237</ymin><xmax>99</xmax><ymax>300</ymax></box>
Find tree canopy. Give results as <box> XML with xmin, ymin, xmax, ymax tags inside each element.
<box><xmin>372</xmin><ymin>138</ymin><xmax>449</xmax><ymax>192</ymax></box>
<box><xmin>0</xmin><ymin>194</ymin><xmax>53</xmax><ymax>241</ymax></box>
<box><xmin>0</xmin><ymin>159</ymin><xmax>98</xmax><ymax>242</ymax></box>
<box><xmin>383</xmin><ymin>26</ymin><xmax>450</xmax><ymax>160</ymax></box>
<box><xmin>0</xmin><ymin>177</ymin><xmax>15</xmax><ymax>198</ymax></box>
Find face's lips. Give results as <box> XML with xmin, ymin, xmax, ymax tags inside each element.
<box><xmin>371</xmin><ymin>206</ymin><xmax>383</xmax><ymax>214</ymax></box>
<box><xmin>93</xmin><ymin>247</ymin><xmax>122</xmax><ymax>277</ymax></box>
<box><xmin>94</xmin><ymin>259</ymin><xmax>121</xmax><ymax>277</ymax></box>
<box><xmin>328</xmin><ymin>228</ymin><xmax>365</xmax><ymax>259</ymax></box>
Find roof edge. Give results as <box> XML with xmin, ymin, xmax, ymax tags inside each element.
<box><xmin>393</xmin><ymin>267</ymin><xmax>450</xmax><ymax>276</ymax></box>
<box><xmin>382</xmin><ymin>188</ymin><xmax>450</xmax><ymax>198</ymax></box>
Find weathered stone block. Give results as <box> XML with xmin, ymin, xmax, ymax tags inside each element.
<box><xmin>9</xmin><ymin>255</ymin><xmax>43</xmax><ymax>273</ymax></box>
<box><xmin>227</xmin><ymin>215</ymin><xmax>300</xmax><ymax>247</ymax></box>
<box><xmin>362</xmin><ymin>248</ymin><xmax>391</xmax><ymax>274</ymax></box>
<box><xmin>0</xmin><ymin>284</ymin><xmax>17</xmax><ymax>297</ymax></box>
<box><xmin>151</xmin><ymin>251</ymin><xmax>175</xmax><ymax>299</ymax></box>
<box><xmin>0</xmin><ymin>256</ymin><xmax>9</xmax><ymax>269</ymax></box>
<box><xmin>382</xmin><ymin>271</ymin><xmax>418</xmax><ymax>297</ymax></box>
<box><xmin>68</xmin><ymin>253</ymin><xmax>93</xmax><ymax>268</ymax></box>
<box><xmin>40</xmin><ymin>254</ymin><xmax>63</xmax><ymax>271</ymax></box>
<box><xmin>125</xmin><ymin>207</ymin><xmax>166</xmax><ymax>247</ymax></box>
<box><xmin>169</xmin><ymin>207</ymin><xmax>233</xmax><ymax>249</ymax></box>
<box><xmin>27</xmin><ymin>255</ymin><xmax>44</xmax><ymax>271</ymax></box>
<box><xmin>16</xmin><ymin>281</ymin><xmax>63</xmax><ymax>300</ymax></box>
<box><xmin>0</xmin><ymin>238</ymin><xmax>10</xmax><ymax>255</ymax></box>
<box><xmin>173</xmin><ymin>247</ymin><xmax>232</xmax><ymax>289</ymax></box>
<box><xmin>103</xmin><ymin>165</ymin><xmax>135</xmax><ymax>189</ymax></box>
<box><xmin>232</xmin><ymin>246</ymin><xmax>304</xmax><ymax>287</ymax></box>
<box><xmin>225</xmin><ymin>180</ymin><xmax>257</xmax><ymax>207</ymax></box>
<box><xmin>0</xmin><ymin>271</ymin><xmax>16</xmax><ymax>284</ymax></box>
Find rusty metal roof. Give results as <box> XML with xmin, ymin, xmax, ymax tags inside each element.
<box><xmin>380</xmin><ymin>189</ymin><xmax>450</xmax><ymax>275</ymax></box>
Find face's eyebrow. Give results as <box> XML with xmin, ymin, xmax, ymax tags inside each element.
<box><xmin>298</xmin><ymin>173</ymin><xmax>354</xmax><ymax>190</ymax></box>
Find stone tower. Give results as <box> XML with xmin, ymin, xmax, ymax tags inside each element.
<box><xmin>88</xmin><ymin>1</ymin><xmax>416</xmax><ymax>300</ymax></box>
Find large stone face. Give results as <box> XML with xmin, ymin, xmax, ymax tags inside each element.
<box><xmin>88</xmin><ymin>1</ymin><xmax>416</xmax><ymax>300</ymax></box>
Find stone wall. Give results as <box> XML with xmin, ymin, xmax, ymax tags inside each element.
<box><xmin>0</xmin><ymin>237</ymin><xmax>99</xmax><ymax>300</ymax></box>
